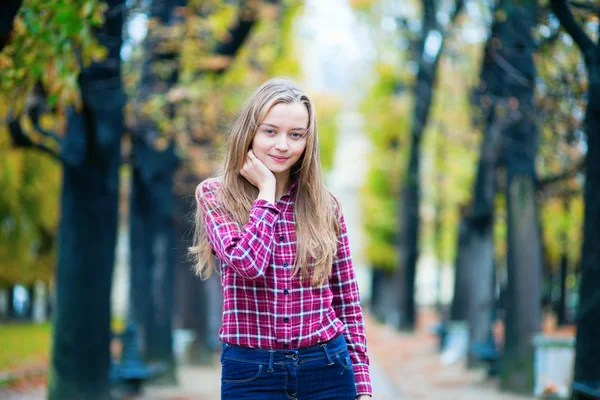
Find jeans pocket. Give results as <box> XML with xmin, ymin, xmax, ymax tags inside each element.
<box><xmin>222</xmin><ymin>358</ymin><xmax>264</xmax><ymax>384</ymax></box>
<box><xmin>334</xmin><ymin>354</ymin><xmax>354</xmax><ymax>371</ymax></box>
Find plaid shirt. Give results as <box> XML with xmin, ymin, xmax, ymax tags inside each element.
<box><xmin>196</xmin><ymin>178</ymin><xmax>372</xmax><ymax>396</ymax></box>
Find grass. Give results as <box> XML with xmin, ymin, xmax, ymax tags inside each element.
<box><xmin>0</xmin><ymin>322</ymin><xmax>51</xmax><ymax>371</ymax></box>
<box><xmin>0</xmin><ymin>319</ymin><xmax>126</xmax><ymax>372</ymax></box>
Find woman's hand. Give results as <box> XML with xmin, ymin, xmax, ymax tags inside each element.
<box><xmin>356</xmin><ymin>395</ymin><xmax>371</xmax><ymax>400</ymax></box>
<box><xmin>241</xmin><ymin>150</ymin><xmax>276</xmax><ymax>203</ymax></box>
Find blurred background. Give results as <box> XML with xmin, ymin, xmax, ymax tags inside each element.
<box><xmin>1</xmin><ymin>0</ymin><xmax>599</xmax><ymax>399</ymax></box>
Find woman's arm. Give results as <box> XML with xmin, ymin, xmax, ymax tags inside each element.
<box><xmin>196</xmin><ymin>178</ymin><xmax>278</xmax><ymax>280</ymax></box>
<box><xmin>330</xmin><ymin>210</ymin><xmax>372</xmax><ymax>398</ymax></box>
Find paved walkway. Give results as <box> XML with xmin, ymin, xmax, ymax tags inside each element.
<box><xmin>365</xmin><ymin>312</ymin><xmax>534</xmax><ymax>400</ymax></box>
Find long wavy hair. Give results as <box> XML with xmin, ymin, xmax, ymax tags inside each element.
<box><xmin>189</xmin><ymin>77</ymin><xmax>341</xmax><ymax>286</ymax></box>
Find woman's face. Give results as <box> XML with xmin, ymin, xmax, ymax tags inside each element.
<box><xmin>251</xmin><ymin>102</ymin><xmax>309</xmax><ymax>179</ymax></box>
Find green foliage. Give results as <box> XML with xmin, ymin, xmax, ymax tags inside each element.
<box><xmin>0</xmin><ymin>104</ymin><xmax>59</xmax><ymax>285</ymax></box>
<box><xmin>541</xmin><ymin>197</ymin><xmax>584</xmax><ymax>271</ymax></box>
<box><xmin>0</xmin><ymin>322</ymin><xmax>51</xmax><ymax>372</ymax></box>
<box><xmin>0</xmin><ymin>0</ymin><xmax>108</xmax><ymax>113</ymax></box>
<box><xmin>348</xmin><ymin>0</ymin><xmax>379</xmax><ymax>12</ymax></box>
<box><xmin>359</xmin><ymin>34</ymin><xmax>482</xmax><ymax>270</ymax></box>
<box><xmin>360</xmin><ymin>64</ymin><xmax>410</xmax><ymax>270</ymax></box>
<box><xmin>420</xmin><ymin>40</ymin><xmax>482</xmax><ymax>263</ymax></box>
<box><xmin>533</xmin><ymin>10</ymin><xmax>589</xmax><ymax>270</ymax></box>
<box><xmin>313</xmin><ymin>94</ymin><xmax>341</xmax><ymax>172</ymax></box>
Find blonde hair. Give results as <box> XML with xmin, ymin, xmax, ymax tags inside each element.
<box><xmin>189</xmin><ymin>77</ymin><xmax>341</xmax><ymax>286</ymax></box>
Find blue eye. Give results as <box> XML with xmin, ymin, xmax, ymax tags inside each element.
<box><xmin>265</xmin><ymin>129</ymin><xmax>276</xmax><ymax>135</ymax></box>
<box><xmin>291</xmin><ymin>132</ymin><xmax>305</xmax><ymax>139</ymax></box>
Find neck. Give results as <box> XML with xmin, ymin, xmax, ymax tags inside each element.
<box><xmin>274</xmin><ymin>171</ymin><xmax>291</xmax><ymax>200</ymax></box>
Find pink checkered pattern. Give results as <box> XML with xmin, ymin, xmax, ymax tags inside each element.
<box><xmin>196</xmin><ymin>178</ymin><xmax>372</xmax><ymax>396</ymax></box>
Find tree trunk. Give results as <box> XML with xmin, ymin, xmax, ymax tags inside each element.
<box><xmin>7</xmin><ymin>285</ymin><xmax>17</xmax><ymax>320</ymax></box>
<box><xmin>462</xmin><ymin>110</ymin><xmax>504</xmax><ymax>366</ymax></box>
<box><xmin>498</xmin><ymin>3</ymin><xmax>541</xmax><ymax>393</ymax></box>
<box><xmin>454</xmin><ymin>18</ymin><xmax>507</xmax><ymax>360</ymax></box>
<box><xmin>573</xmin><ymin>53</ymin><xmax>600</xmax><ymax>383</ymax></box>
<box><xmin>396</xmin><ymin>3</ymin><xmax>445</xmax><ymax>330</ymax></box>
<box><xmin>450</xmin><ymin>215</ymin><xmax>470</xmax><ymax>321</ymax></box>
<box><xmin>49</xmin><ymin>1</ymin><xmax>124</xmax><ymax>397</ymax></box>
<box><xmin>502</xmin><ymin>175</ymin><xmax>542</xmax><ymax>392</ymax></box>
<box><xmin>0</xmin><ymin>287</ymin><xmax>8</xmax><ymax>321</ymax></box>
<box><xmin>433</xmin><ymin>201</ymin><xmax>444</xmax><ymax>312</ymax></box>
<box><xmin>556</xmin><ymin>198</ymin><xmax>569</xmax><ymax>325</ymax></box>
<box><xmin>549</xmin><ymin>0</ymin><xmax>600</xmax><ymax>385</ymax></box>
<box><xmin>173</xmin><ymin>172</ymin><xmax>212</xmax><ymax>364</ymax></box>
<box><xmin>397</xmin><ymin>135</ymin><xmax>421</xmax><ymax>330</ymax></box>
<box><xmin>130</xmin><ymin>142</ymin><xmax>179</xmax><ymax>381</ymax></box>
<box><xmin>395</xmin><ymin>0</ymin><xmax>465</xmax><ymax>330</ymax></box>
<box><xmin>371</xmin><ymin>268</ymin><xmax>399</xmax><ymax>324</ymax></box>
<box><xmin>464</xmin><ymin>222</ymin><xmax>495</xmax><ymax>368</ymax></box>
<box><xmin>23</xmin><ymin>284</ymin><xmax>34</xmax><ymax>320</ymax></box>
<box><xmin>128</xmin><ymin>0</ymin><xmax>185</xmax><ymax>382</ymax></box>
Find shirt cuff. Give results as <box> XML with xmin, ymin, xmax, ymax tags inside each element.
<box><xmin>354</xmin><ymin>364</ymin><xmax>372</xmax><ymax>396</ymax></box>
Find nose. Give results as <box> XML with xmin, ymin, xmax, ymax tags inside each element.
<box><xmin>274</xmin><ymin>135</ymin><xmax>290</xmax><ymax>151</ymax></box>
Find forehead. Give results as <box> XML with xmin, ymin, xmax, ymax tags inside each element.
<box><xmin>262</xmin><ymin>102</ymin><xmax>309</xmax><ymax>128</ymax></box>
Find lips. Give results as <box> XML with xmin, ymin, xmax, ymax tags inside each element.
<box><xmin>269</xmin><ymin>155</ymin><xmax>290</xmax><ymax>163</ymax></box>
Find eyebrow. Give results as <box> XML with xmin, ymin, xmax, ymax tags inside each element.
<box><xmin>260</xmin><ymin>123</ymin><xmax>307</xmax><ymax>132</ymax></box>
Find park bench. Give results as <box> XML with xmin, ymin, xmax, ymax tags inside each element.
<box><xmin>109</xmin><ymin>322</ymin><xmax>166</xmax><ymax>394</ymax></box>
<box><xmin>429</xmin><ymin>321</ymin><xmax>447</xmax><ymax>351</ymax></box>
<box><xmin>471</xmin><ymin>338</ymin><xmax>500</xmax><ymax>376</ymax></box>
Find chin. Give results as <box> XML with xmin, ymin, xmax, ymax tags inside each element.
<box><xmin>268</xmin><ymin>166</ymin><xmax>290</xmax><ymax>173</ymax></box>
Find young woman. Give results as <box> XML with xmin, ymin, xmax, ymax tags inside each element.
<box><xmin>190</xmin><ymin>78</ymin><xmax>372</xmax><ymax>399</ymax></box>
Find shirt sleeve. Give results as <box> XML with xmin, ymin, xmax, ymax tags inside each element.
<box><xmin>330</xmin><ymin>208</ymin><xmax>372</xmax><ymax>397</ymax></box>
<box><xmin>196</xmin><ymin>179</ymin><xmax>279</xmax><ymax>280</ymax></box>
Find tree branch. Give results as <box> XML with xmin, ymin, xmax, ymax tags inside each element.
<box><xmin>450</xmin><ymin>0</ymin><xmax>465</xmax><ymax>24</ymax></box>
<box><xmin>8</xmin><ymin>117</ymin><xmax>64</xmax><ymax>163</ymax></box>
<box><xmin>29</xmin><ymin>103</ymin><xmax>63</xmax><ymax>144</ymax></box>
<box><xmin>0</xmin><ymin>0</ymin><xmax>22</xmax><ymax>51</ymax></box>
<box><xmin>568</xmin><ymin>0</ymin><xmax>600</xmax><ymax>15</ymax></box>
<box><xmin>539</xmin><ymin>186</ymin><xmax>582</xmax><ymax>200</ymax></box>
<box><xmin>489</xmin><ymin>47</ymin><xmax>532</xmax><ymax>87</ymax></box>
<box><xmin>537</xmin><ymin>159</ymin><xmax>585</xmax><ymax>189</ymax></box>
<box><xmin>191</xmin><ymin>2</ymin><xmax>259</xmax><ymax>78</ymax></box>
<box><xmin>551</xmin><ymin>0</ymin><xmax>595</xmax><ymax>63</ymax></box>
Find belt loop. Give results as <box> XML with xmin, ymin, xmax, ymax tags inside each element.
<box><xmin>321</xmin><ymin>342</ymin><xmax>334</xmax><ymax>366</ymax></box>
<box><xmin>267</xmin><ymin>350</ymin><xmax>275</xmax><ymax>373</ymax></box>
<box><xmin>220</xmin><ymin>343</ymin><xmax>229</xmax><ymax>362</ymax></box>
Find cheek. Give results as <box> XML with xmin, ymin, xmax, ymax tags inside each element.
<box><xmin>294</xmin><ymin>140</ymin><xmax>308</xmax><ymax>156</ymax></box>
<box><xmin>250</xmin><ymin>136</ymin><xmax>261</xmax><ymax>152</ymax></box>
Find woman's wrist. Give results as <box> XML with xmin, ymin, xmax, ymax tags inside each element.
<box><xmin>257</xmin><ymin>181</ymin><xmax>276</xmax><ymax>204</ymax></box>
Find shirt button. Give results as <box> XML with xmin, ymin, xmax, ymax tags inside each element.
<box><xmin>283</xmin><ymin>317</ymin><xmax>289</xmax><ymax>323</ymax></box>
<box><xmin>284</xmin><ymin>289</ymin><xmax>289</xmax><ymax>295</ymax></box>
<box><xmin>279</xmin><ymin>235</ymin><xmax>284</xmax><ymax>242</ymax></box>
<box><xmin>283</xmin><ymin>262</ymin><xmax>288</xmax><ymax>268</ymax></box>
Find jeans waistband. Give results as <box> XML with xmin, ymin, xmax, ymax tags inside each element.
<box><xmin>221</xmin><ymin>334</ymin><xmax>347</xmax><ymax>366</ymax></box>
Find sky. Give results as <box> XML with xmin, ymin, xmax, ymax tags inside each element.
<box><xmin>296</xmin><ymin>0</ymin><xmax>375</xmax><ymax>97</ymax></box>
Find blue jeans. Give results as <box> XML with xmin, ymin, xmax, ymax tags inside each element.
<box><xmin>220</xmin><ymin>334</ymin><xmax>357</xmax><ymax>399</ymax></box>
